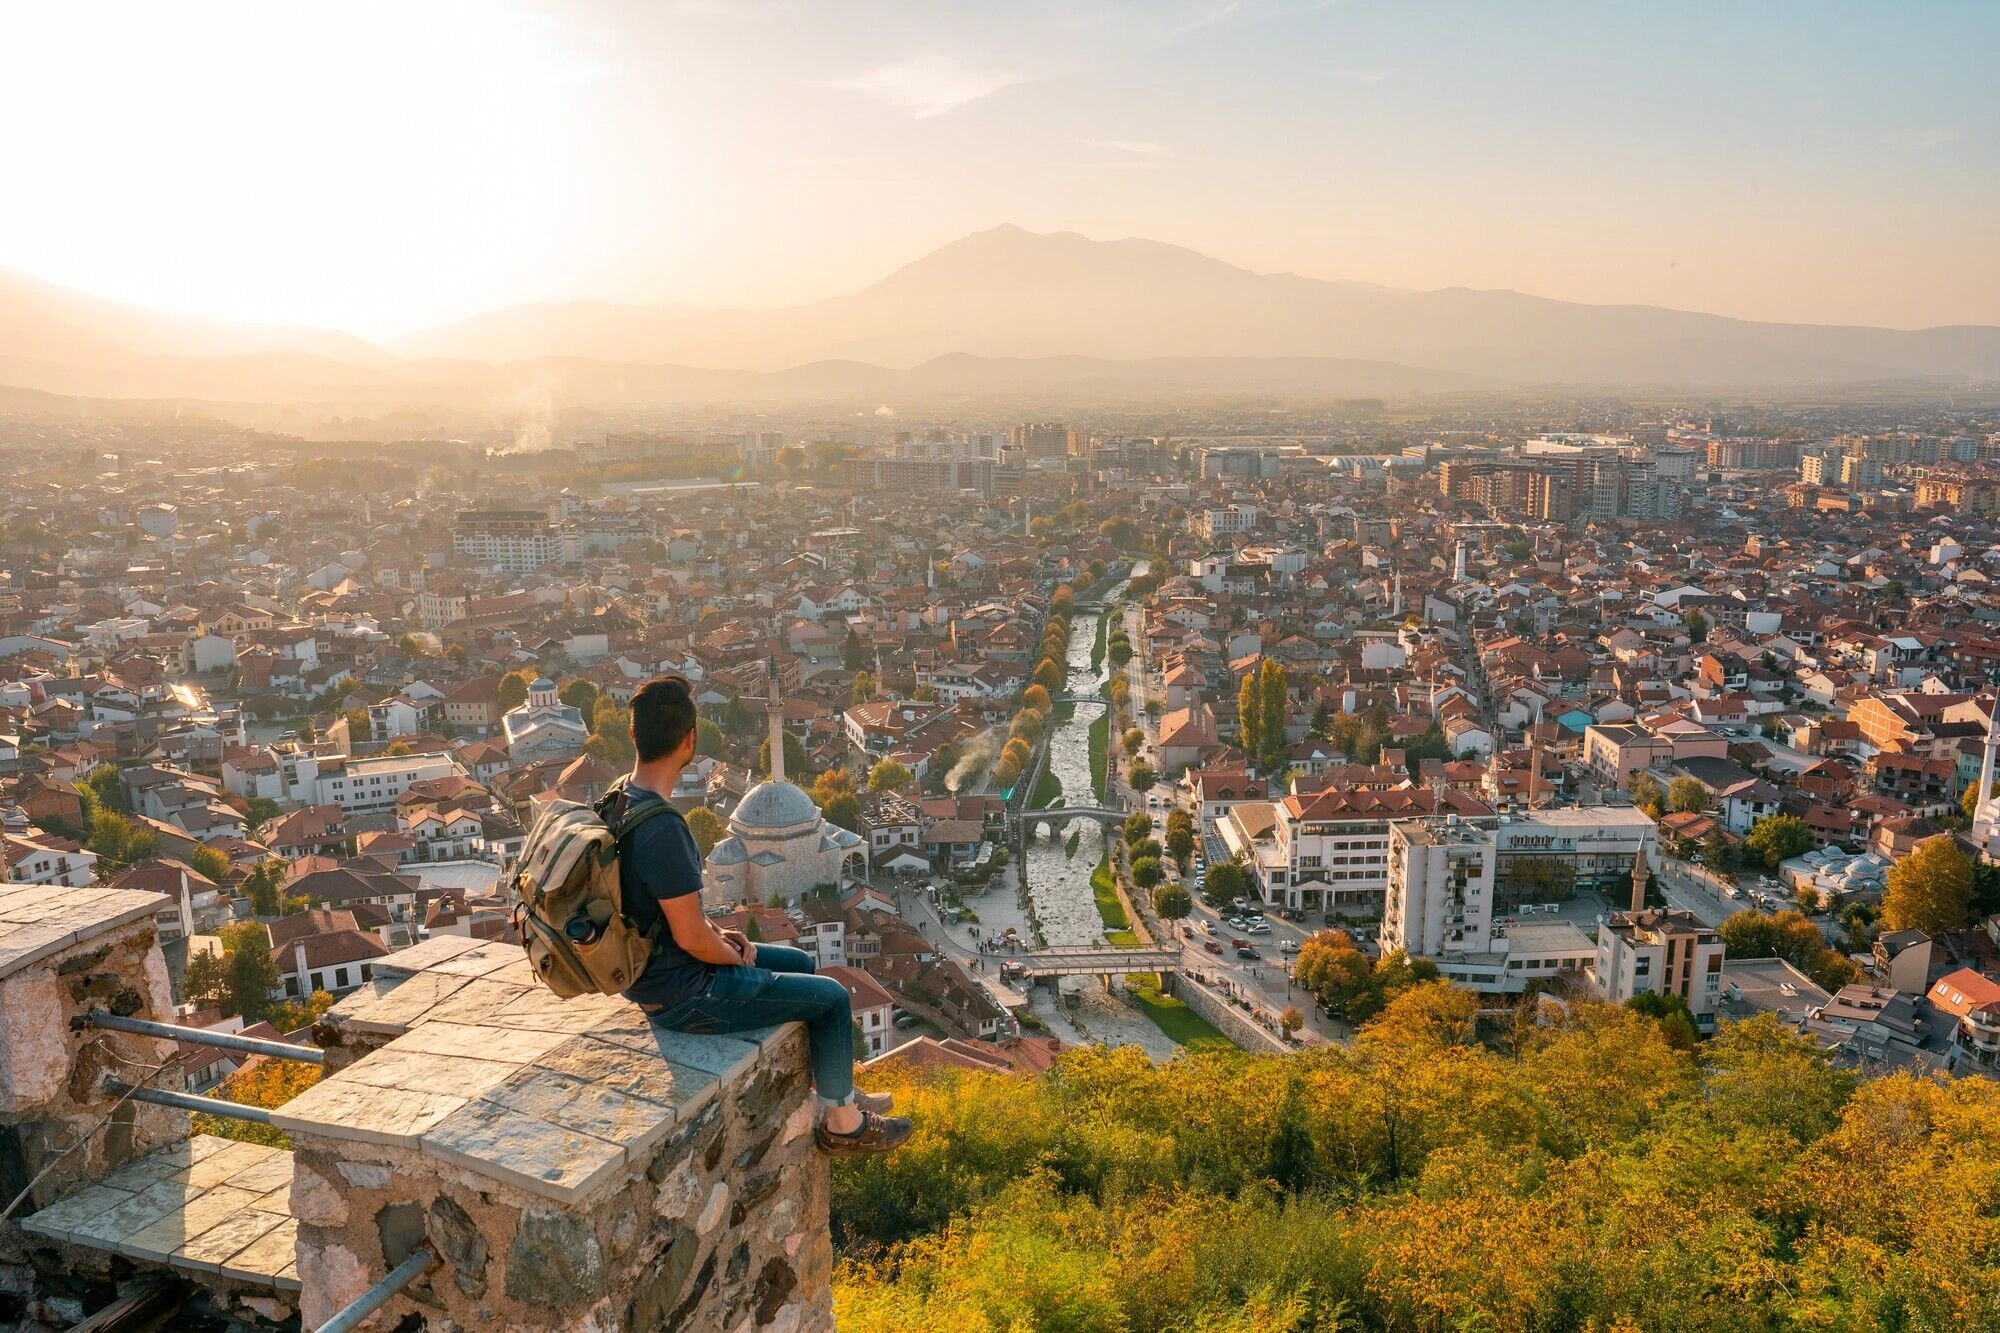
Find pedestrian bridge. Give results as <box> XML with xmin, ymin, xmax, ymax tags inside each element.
<box><xmin>1022</xmin><ymin>805</ymin><xmax>1131</xmax><ymax>831</ymax></box>
<box><xmin>1011</xmin><ymin>945</ymin><xmax>1181</xmax><ymax>977</ymax></box>
<box><xmin>1050</xmin><ymin>694</ymin><xmax>1110</xmax><ymax>707</ymax></box>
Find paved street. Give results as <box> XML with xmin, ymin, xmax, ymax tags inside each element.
<box><xmin>1653</xmin><ymin>853</ymin><xmax>1742</xmax><ymax>928</ymax></box>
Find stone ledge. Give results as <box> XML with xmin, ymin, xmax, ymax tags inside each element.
<box><xmin>0</xmin><ymin>886</ymin><xmax>169</xmax><ymax>983</ymax></box>
<box><xmin>291</xmin><ymin>938</ymin><xmax>781</xmax><ymax>1205</ymax></box>
<box><xmin>20</xmin><ymin>1135</ymin><xmax>300</xmax><ymax>1292</ymax></box>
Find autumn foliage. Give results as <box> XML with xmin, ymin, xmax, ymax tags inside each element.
<box><xmin>190</xmin><ymin>1055</ymin><xmax>323</xmax><ymax>1149</ymax></box>
<box><xmin>834</xmin><ymin>987</ymin><xmax>2000</xmax><ymax>1330</ymax></box>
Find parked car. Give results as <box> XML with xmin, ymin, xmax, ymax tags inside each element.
<box><xmin>894</xmin><ymin>1014</ymin><xmax>923</xmax><ymax>1029</ymax></box>
<box><xmin>1246</xmin><ymin>921</ymin><xmax>1271</xmax><ymax>935</ymax></box>
<box><xmin>1225</xmin><ymin>916</ymin><xmax>1247</xmax><ymax>929</ymax></box>
<box><xmin>1203</xmin><ymin>940</ymin><xmax>1223</xmax><ymax>955</ymax></box>
<box><xmin>1235</xmin><ymin>947</ymin><xmax>1260</xmax><ymax>960</ymax></box>
<box><xmin>1230</xmin><ymin>937</ymin><xmax>1252</xmax><ymax>950</ymax></box>
<box><xmin>1280</xmin><ymin>939</ymin><xmax>1299</xmax><ymax>954</ymax></box>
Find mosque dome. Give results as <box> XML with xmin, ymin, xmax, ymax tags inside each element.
<box><xmin>731</xmin><ymin>779</ymin><xmax>819</xmax><ymax>832</ymax></box>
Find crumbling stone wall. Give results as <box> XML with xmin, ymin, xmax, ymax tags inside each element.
<box><xmin>291</xmin><ymin>1024</ymin><xmax>834</xmax><ymax>1332</ymax></box>
<box><xmin>0</xmin><ymin>919</ymin><xmax>189</xmax><ymax>1325</ymax></box>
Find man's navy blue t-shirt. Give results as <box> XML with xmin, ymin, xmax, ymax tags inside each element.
<box><xmin>616</xmin><ymin>785</ymin><xmax>712</xmax><ymax>1008</ymax></box>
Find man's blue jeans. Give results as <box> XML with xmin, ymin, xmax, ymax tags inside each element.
<box><xmin>645</xmin><ymin>945</ymin><xmax>856</xmax><ymax>1106</ymax></box>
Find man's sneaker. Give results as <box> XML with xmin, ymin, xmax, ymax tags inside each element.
<box><xmin>856</xmin><ymin>1090</ymin><xmax>894</xmax><ymax>1113</ymax></box>
<box><xmin>815</xmin><ymin>1111</ymin><xmax>913</xmax><ymax>1157</ymax></box>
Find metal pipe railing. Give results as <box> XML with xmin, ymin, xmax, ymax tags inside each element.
<box><xmin>103</xmin><ymin>1080</ymin><xmax>273</xmax><ymax>1125</ymax></box>
<box><xmin>315</xmin><ymin>1246</ymin><xmax>436</xmax><ymax>1333</ymax></box>
<box><xmin>81</xmin><ymin>1009</ymin><xmax>325</xmax><ymax>1065</ymax></box>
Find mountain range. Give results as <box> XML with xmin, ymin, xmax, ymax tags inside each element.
<box><xmin>4</xmin><ymin>225</ymin><xmax>1999</xmax><ymax>419</ymax></box>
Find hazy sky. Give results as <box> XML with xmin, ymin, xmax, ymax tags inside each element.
<box><xmin>4</xmin><ymin>0</ymin><xmax>1996</xmax><ymax>339</ymax></box>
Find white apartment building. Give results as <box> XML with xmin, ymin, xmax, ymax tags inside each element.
<box><xmin>1193</xmin><ymin>505</ymin><xmax>1259</xmax><ymax>541</ymax></box>
<box><xmin>1384</xmin><ymin>808</ymin><xmax>1659</xmax><ymax>995</ymax></box>
<box><xmin>1594</xmin><ymin>908</ymin><xmax>1725</xmax><ymax>1021</ymax></box>
<box><xmin>1385</xmin><ymin>816</ymin><xmax>1498</xmax><ymax>959</ymax></box>
<box><xmin>311</xmin><ymin>753</ymin><xmax>462</xmax><ymax>815</ymax></box>
<box><xmin>451</xmin><ymin>510</ymin><xmax>562</xmax><ymax>574</ymax></box>
<box><xmin>1242</xmin><ymin>787</ymin><xmax>1494</xmax><ymax>914</ymax></box>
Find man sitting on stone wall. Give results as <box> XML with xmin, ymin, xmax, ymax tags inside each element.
<box><xmin>614</xmin><ymin>675</ymin><xmax>911</xmax><ymax>1156</ymax></box>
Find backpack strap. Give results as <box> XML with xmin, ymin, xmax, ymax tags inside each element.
<box><xmin>602</xmin><ymin>781</ymin><xmax>677</xmax><ymax>946</ymax></box>
<box><xmin>616</xmin><ymin>796</ymin><xmax>675</xmax><ymax>840</ymax></box>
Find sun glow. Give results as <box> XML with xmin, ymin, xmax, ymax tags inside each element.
<box><xmin>0</xmin><ymin>0</ymin><xmax>609</xmax><ymax>339</ymax></box>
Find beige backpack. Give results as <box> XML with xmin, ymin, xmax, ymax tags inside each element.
<box><xmin>511</xmin><ymin>780</ymin><xmax>672</xmax><ymax>998</ymax></box>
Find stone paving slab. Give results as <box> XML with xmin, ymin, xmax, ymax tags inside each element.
<box><xmin>332</xmin><ymin>971</ymin><xmax>474</xmax><ymax>1034</ymax></box>
<box><xmin>268</xmin><ymin>1080</ymin><xmax>468</xmax><ymax>1149</ymax></box>
<box><xmin>17</xmin><ymin>1181</ymin><xmax>140</xmax><ymax>1243</ymax></box>
<box><xmin>369</xmin><ymin>933</ymin><xmax>486</xmax><ymax>979</ymax></box>
<box><xmin>224</xmin><ymin>1223</ymin><xmax>303</xmax><ymax>1290</ymax></box>
<box><xmin>119</xmin><ymin>1185</ymin><xmax>264</xmax><ymax>1263</ymax></box>
<box><xmin>338</xmin><ymin>1047</ymin><xmax>521</xmax><ymax>1101</ymax></box>
<box><xmin>391</xmin><ymin>1019</ymin><xmax>574</xmax><ymax>1065</ymax></box>
<box><xmin>22</xmin><ymin>1136</ymin><xmax>299</xmax><ymax>1291</ymax></box>
<box><xmin>419</xmin><ymin>1095</ymin><xmax>630</xmax><ymax>1201</ymax></box>
<box><xmin>536</xmin><ymin>1035</ymin><xmax>715</xmax><ymax>1109</ymax></box>
<box><xmin>425</xmin><ymin>942</ymin><xmax>525</xmax><ymax>979</ymax></box>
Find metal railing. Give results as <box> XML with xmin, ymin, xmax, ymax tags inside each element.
<box><xmin>315</xmin><ymin>1246</ymin><xmax>436</xmax><ymax>1333</ymax></box>
<box><xmin>102</xmin><ymin>1080</ymin><xmax>273</xmax><ymax>1125</ymax></box>
<box><xmin>80</xmin><ymin>1010</ymin><xmax>325</xmax><ymax>1065</ymax></box>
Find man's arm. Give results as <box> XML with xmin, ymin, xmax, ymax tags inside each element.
<box><xmin>662</xmin><ymin>893</ymin><xmax>749</xmax><ymax>966</ymax></box>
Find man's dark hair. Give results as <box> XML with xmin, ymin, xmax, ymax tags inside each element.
<box><xmin>630</xmin><ymin>674</ymin><xmax>698</xmax><ymax>762</ymax></box>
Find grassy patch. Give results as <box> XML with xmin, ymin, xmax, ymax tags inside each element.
<box><xmin>1087</xmin><ymin>710</ymin><xmax>1109</xmax><ymax>804</ymax></box>
<box><xmin>1064</xmin><ymin>829</ymin><xmax>1081</xmax><ymax>859</ymax></box>
<box><xmin>1105</xmin><ymin>929</ymin><xmax>1141</xmax><ymax>948</ymax></box>
<box><xmin>1090</xmin><ymin>611</ymin><xmax>1109</xmax><ymax>673</ymax></box>
<box><xmin>1130</xmin><ymin>983</ymin><xmax>1234</xmax><ymax>1050</ymax></box>
<box><xmin>1090</xmin><ymin>851</ymin><xmax>1129</xmax><ymax>930</ymax></box>
<box><xmin>1030</xmin><ymin>767</ymin><xmax>1063</xmax><ymax>810</ymax></box>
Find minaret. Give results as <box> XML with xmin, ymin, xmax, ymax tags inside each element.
<box><xmin>1392</xmin><ymin>571</ymin><xmax>1403</xmax><ymax>617</ymax></box>
<box><xmin>1526</xmin><ymin>727</ymin><xmax>1542</xmax><ymax>809</ymax></box>
<box><xmin>765</xmin><ymin>656</ymin><xmax>787</xmax><ymax>785</ymax></box>
<box><xmin>1630</xmin><ymin>845</ymin><xmax>1651</xmax><ymax>914</ymax></box>
<box><xmin>1974</xmin><ymin>696</ymin><xmax>2000</xmax><ymax>857</ymax></box>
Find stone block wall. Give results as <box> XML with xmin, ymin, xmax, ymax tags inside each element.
<box><xmin>0</xmin><ymin>912</ymin><xmax>190</xmax><ymax>1322</ymax></box>
<box><xmin>1164</xmin><ymin>973</ymin><xmax>1291</xmax><ymax>1053</ymax></box>
<box><xmin>289</xmin><ymin>1023</ymin><xmax>834</xmax><ymax>1332</ymax></box>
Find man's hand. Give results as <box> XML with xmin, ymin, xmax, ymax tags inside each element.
<box><xmin>720</xmin><ymin>929</ymin><xmax>756</xmax><ymax>966</ymax></box>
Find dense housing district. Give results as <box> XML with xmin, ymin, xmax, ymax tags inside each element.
<box><xmin>1</xmin><ymin>402</ymin><xmax>2000</xmax><ymax>1093</ymax></box>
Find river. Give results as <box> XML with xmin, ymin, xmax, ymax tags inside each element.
<box><xmin>1023</xmin><ymin>610</ymin><xmax>1111</xmax><ymax>948</ymax></box>
<box><xmin>1012</xmin><ymin>583</ymin><xmax>1181</xmax><ymax>1058</ymax></box>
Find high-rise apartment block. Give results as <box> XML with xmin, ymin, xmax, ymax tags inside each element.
<box><xmin>1010</xmin><ymin>422</ymin><xmax>1073</xmax><ymax>459</ymax></box>
<box><xmin>452</xmin><ymin>510</ymin><xmax>561</xmax><ymax>573</ymax></box>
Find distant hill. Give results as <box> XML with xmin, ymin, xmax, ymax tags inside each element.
<box><xmin>0</xmin><ymin>267</ymin><xmax>394</xmax><ymax>368</ymax></box>
<box><xmin>2</xmin><ymin>227</ymin><xmax>1998</xmax><ymax>418</ymax></box>
<box><xmin>396</xmin><ymin>225</ymin><xmax>2000</xmax><ymax>385</ymax></box>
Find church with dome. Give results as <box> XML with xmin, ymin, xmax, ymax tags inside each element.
<box><xmin>702</xmin><ymin>665</ymin><xmax>865</xmax><ymax>905</ymax></box>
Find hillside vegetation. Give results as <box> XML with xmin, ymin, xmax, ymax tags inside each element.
<box><xmin>834</xmin><ymin>983</ymin><xmax>1998</xmax><ymax>1332</ymax></box>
